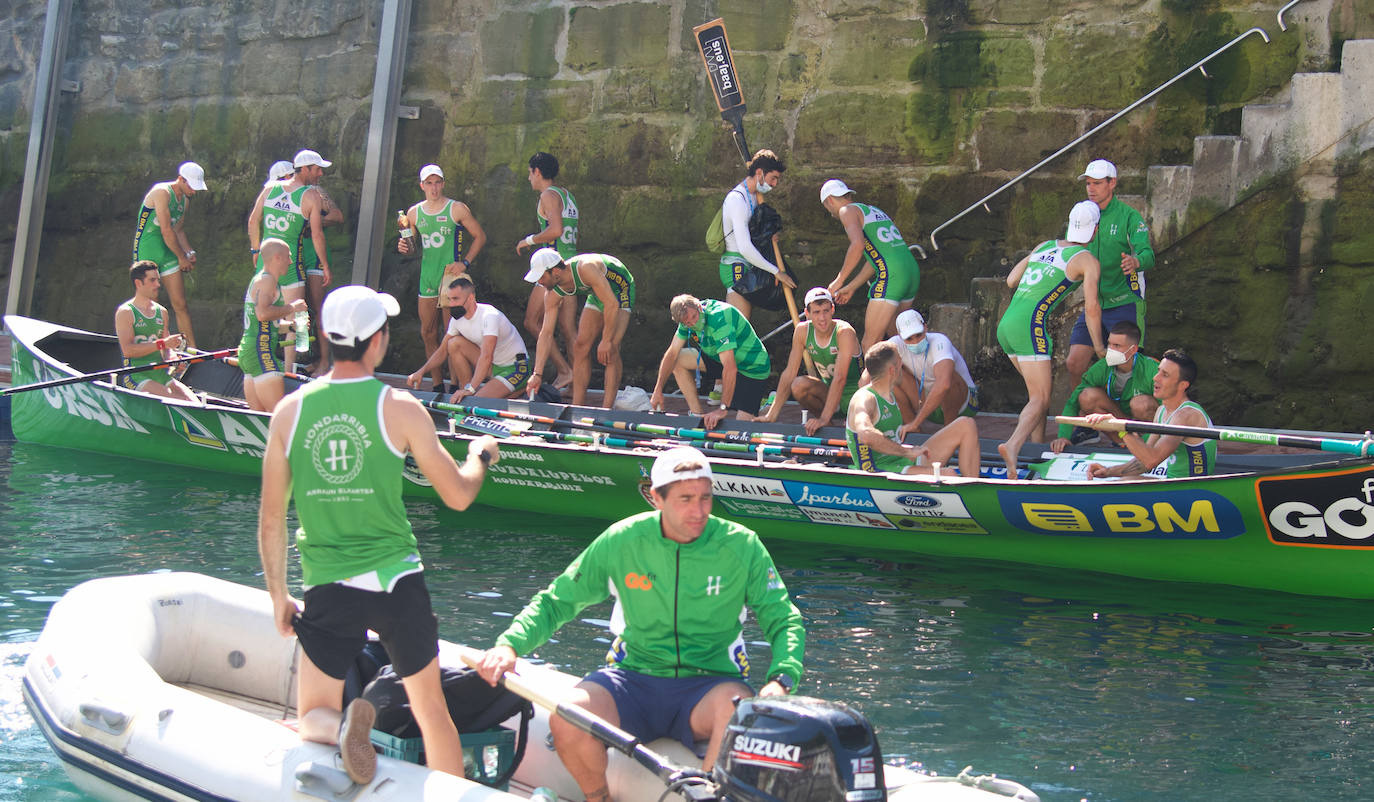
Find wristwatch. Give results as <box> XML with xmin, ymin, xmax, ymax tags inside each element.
<box><xmin>769</xmin><ymin>673</ymin><xmax>794</xmax><ymax>693</ymax></box>
<box><xmin>459</xmin><ymin>258</ymin><xmax>471</xmax><ymax>267</ymax></box>
<box><xmin>464</xmin><ymin>383</ymin><xmax>475</xmax><ymax>393</ymax></box>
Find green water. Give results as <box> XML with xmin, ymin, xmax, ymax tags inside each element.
<box><xmin>2</xmin><ymin>437</ymin><xmax>1372</xmax><ymax>801</ymax></box>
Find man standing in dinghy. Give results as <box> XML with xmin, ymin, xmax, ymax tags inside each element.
<box><xmin>257</xmin><ymin>285</ymin><xmax>501</xmax><ymax>785</ymax></box>
<box><xmin>475</xmin><ymin>446</ymin><xmax>805</xmax><ymax>802</ymax></box>
<box><xmin>1085</xmin><ymin>349</ymin><xmax>1216</xmax><ymax>479</ymax></box>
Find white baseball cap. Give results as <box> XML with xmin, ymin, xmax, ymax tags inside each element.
<box><xmin>896</xmin><ymin>309</ymin><xmax>925</xmax><ymax>339</ymax></box>
<box><xmin>1078</xmin><ymin>159</ymin><xmax>1117</xmax><ymax>180</ymax></box>
<box><xmin>1065</xmin><ymin>200</ymin><xmax>1101</xmax><ymax>243</ymax></box>
<box><xmin>650</xmin><ymin>446</ymin><xmax>713</xmax><ymax>491</ymax></box>
<box><xmin>803</xmin><ymin>287</ymin><xmax>833</xmax><ymax>307</ymax></box>
<box><xmin>819</xmin><ymin>179</ymin><xmax>854</xmax><ymax>203</ymax></box>
<box><xmin>419</xmin><ymin>164</ymin><xmax>444</xmax><ymax>181</ymax></box>
<box><xmin>321</xmin><ymin>285</ymin><xmax>400</xmax><ymax>346</ymax></box>
<box><xmin>266</xmin><ymin>160</ymin><xmax>294</xmax><ymax>185</ymax></box>
<box><xmin>294</xmin><ymin>149</ymin><xmax>332</xmax><ymax>169</ymax></box>
<box><xmin>178</xmin><ymin>162</ymin><xmax>207</xmax><ymax>191</ymax></box>
<box><xmin>524</xmin><ymin>248</ymin><xmax>564</xmax><ymax>283</ymax></box>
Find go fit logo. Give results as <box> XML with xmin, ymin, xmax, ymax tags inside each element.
<box><xmin>624</xmin><ymin>572</ymin><xmax>654</xmax><ymax>590</ymax></box>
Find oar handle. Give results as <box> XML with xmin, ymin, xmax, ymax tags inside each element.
<box><xmin>773</xmin><ymin>238</ymin><xmax>817</xmax><ymax>379</ymax></box>
<box><xmin>1056</xmin><ymin>415</ymin><xmax>1127</xmax><ymax>433</ymax></box>
<box><xmin>2</xmin><ymin>347</ymin><xmax>235</xmax><ymax>395</ymax></box>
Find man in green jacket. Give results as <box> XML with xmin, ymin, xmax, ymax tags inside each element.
<box><xmin>475</xmin><ymin>446</ymin><xmax>805</xmax><ymax>802</ymax></box>
<box><xmin>1052</xmin><ymin>320</ymin><xmax>1160</xmax><ymax>452</ymax></box>
<box><xmin>1066</xmin><ymin>159</ymin><xmax>1156</xmax><ymax>390</ymax></box>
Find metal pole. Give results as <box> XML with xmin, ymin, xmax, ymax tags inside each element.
<box><xmin>351</xmin><ymin>0</ymin><xmax>413</xmax><ymax>287</ymax></box>
<box><xmin>6</xmin><ymin>0</ymin><xmax>74</xmax><ymax>317</ymax></box>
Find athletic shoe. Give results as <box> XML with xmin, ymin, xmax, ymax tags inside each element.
<box><xmin>339</xmin><ymin>698</ymin><xmax>377</xmax><ymax>785</ymax></box>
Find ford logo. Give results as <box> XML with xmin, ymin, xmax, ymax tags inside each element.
<box><xmin>896</xmin><ymin>494</ymin><xmax>939</xmax><ymax>509</ymax></box>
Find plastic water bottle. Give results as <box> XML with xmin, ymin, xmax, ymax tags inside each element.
<box><xmin>294</xmin><ymin>310</ymin><xmax>310</xmax><ymax>352</ymax></box>
<box><xmin>529</xmin><ymin>787</ymin><xmax>558</xmax><ymax>801</ymax></box>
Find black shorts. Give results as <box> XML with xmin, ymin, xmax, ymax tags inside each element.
<box><xmin>727</xmin><ymin>373</ymin><xmax>770</xmax><ymax>415</ymax></box>
<box><xmin>294</xmin><ymin>572</ymin><xmax>439</xmax><ymax>680</ymax></box>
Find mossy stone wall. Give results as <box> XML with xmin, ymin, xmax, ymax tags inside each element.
<box><xmin>1</xmin><ymin>0</ymin><xmax>1371</xmax><ymax>427</ymax></box>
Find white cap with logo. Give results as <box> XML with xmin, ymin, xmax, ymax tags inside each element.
<box><xmin>266</xmin><ymin>160</ymin><xmax>294</xmax><ymax>185</ymax></box>
<box><xmin>178</xmin><ymin>162</ymin><xmax>207</xmax><ymax>191</ymax></box>
<box><xmin>896</xmin><ymin>309</ymin><xmax>926</xmax><ymax>339</ymax></box>
<box><xmin>819</xmin><ymin>179</ymin><xmax>855</xmax><ymax>203</ymax></box>
<box><xmin>419</xmin><ymin>164</ymin><xmax>444</xmax><ymax>181</ymax></box>
<box><xmin>650</xmin><ymin>446</ymin><xmax>713</xmax><ymax>491</ymax></box>
<box><xmin>1078</xmin><ymin>159</ymin><xmax>1117</xmax><ymax>180</ymax></box>
<box><xmin>803</xmin><ymin>287</ymin><xmax>833</xmax><ymax>307</ymax></box>
<box><xmin>524</xmin><ymin>248</ymin><xmax>564</xmax><ymax>283</ymax></box>
<box><xmin>321</xmin><ymin>285</ymin><xmax>400</xmax><ymax>347</ymax></box>
<box><xmin>1065</xmin><ymin>200</ymin><xmax>1101</xmax><ymax>243</ymax></box>
<box><xmin>294</xmin><ymin>149</ymin><xmax>332</xmax><ymax>169</ymax></box>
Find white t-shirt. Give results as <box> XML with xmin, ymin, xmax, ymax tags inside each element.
<box><xmin>888</xmin><ymin>332</ymin><xmax>975</xmax><ymax>394</ymax></box>
<box><xmin>446</xmin><ymin>303</ymin><xmax>527</xmax><ymax>366</ymax></box>
<box><xmin>722</xmin><ymin>180</ymin><xmax>777</xmax><ymax>273</ymax></box>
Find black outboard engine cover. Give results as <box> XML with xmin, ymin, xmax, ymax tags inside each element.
<box><xmin>714</xmin><ymin>696</ymin><xmax>886</xmax><ymax>802</ymax></box>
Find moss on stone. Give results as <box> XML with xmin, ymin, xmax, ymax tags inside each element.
<box><xmin>974</xmin><ymin>110</ymin><xmax>1079</xmax><ymax>172</ymax></box>
<box><xmin>481</xmin><ymin>9</ymin><xmax>563</xmax><ymax>79</ymax></box>
<box><xmin>451</xmin><ymin>80</ymin><xmax>595</xmax><ymax>127</ymax></box>
<box><xmin>903</xmin><ymin>91</ymin><xmax>956</xmax><ymax>164</ymax></box>
<box><xmin>566</xmin><ymin>4</ymin><xmax>672</xmax><ymax>71</ymax></box>
<box><xmin>1042</xmin><ymin>23</ymin><xmax>1153</xmax><ymax>108</ymax></box>
<box><xmin>717</xmin><ymin>0</ymin><xmax>796</xmax><ymax>51</ymax></box>
<box><xmin>826</xmin><ymin>17</ymin><xmax>926</xmax><ymax>87</ymax></box>
<box><xmin>795</xmin><ymin>92</ymin><xmax>909</xmax><ymax>165</ymax></box>
<box><xmin>62</xmin><ymin>110</ymin><xmax>146</xmax><ymax>170</ymax></box>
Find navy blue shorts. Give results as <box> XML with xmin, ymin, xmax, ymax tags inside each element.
<box><xmin>582</xmin><ymin>667</ymin><xmax>751</xmax><ymax>753</ymax></box>
<box><xmin>1070</xmin><ymin>302</ymin><xmax>1141</xmax><ymax>348</ymax></box>
<box><xmin>294</xmin><ymin>572</ymin><xmax>439</xmax><ymax>680</ymax></box>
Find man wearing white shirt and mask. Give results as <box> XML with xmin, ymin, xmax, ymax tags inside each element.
<box><xmin>882</xmin><ymin>309</ymin><xmax>978</xmax><ymax>439</ymax></box>
<box><xmin>406</xmin><ymin>276</ymin><xmax>531</xmax><ymax>402</ymax></box>
<box><xmin>717</xmin><ymin>149</ymin><xmax>797</xmax><ymax>321</ymax></box>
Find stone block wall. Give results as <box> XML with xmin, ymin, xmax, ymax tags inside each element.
<box><xmin>1</xmin><ymin>0</ymin><xmax>1371</xmax><ymax>426</ymax></box>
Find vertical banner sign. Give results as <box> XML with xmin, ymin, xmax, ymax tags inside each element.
<box><xmin>694</xmin><ymin>18</ymin><xmax>750</xmax><ymax>165</ymax></box>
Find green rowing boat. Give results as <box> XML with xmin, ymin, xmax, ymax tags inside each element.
<box><xmin>7</xmin><ymin>314</ymin><xmax>1374</xmax><ymax>598</ymax></box>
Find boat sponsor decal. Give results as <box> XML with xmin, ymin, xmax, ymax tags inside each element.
<box><xmin>713</xmin><ymin>474</ymin><xmax>788</xmax><ymax>501</ymax></box>
<box><xmin>886</xmin><ymin>514</ymin><xmax>988</xmax><ymax>535</ymax></box>
<box><xmin>167</xmin><ymin>407</ymin><xmax>229</xmax><ymax>451</ymax></box>
<box><xmin>35</xmin><ymin>365</ymin><xmax>150</xmax><ymax>434</ymax></box>
<box><xmin>729</xmin><ymin>735</ymin><xmax>804</xmax><ymax>771</ymax></box>
<box><xmin>801</xmin><ymin>507</ymin><xmax>896</xmax><ymax>529</ymax></box>
<box><xmin>869</xmin><ymin>489</ymin><xmax>974</xmax><ymax>518</ymax></box>
<box><xmin>41</xmin><ymin>653</ymin><xmax>61</xmax><ymax>683</ymax></box>
<box><xmin>485</xmin><ymin>462</ymin><xmax>617</xmax><ymax>494</ymax></box>
<box><xmin>998</xmin><ymin>489</ymin><xmax>1245</xmax><ymax>539</ymax></box>
<box><xmin>495</xmin><ymin>448</ymin><xmax>544</xmax><ymax>462</ymax></box>
<box><xmin>782</xmin><ymin>481</ymin><xmax>879</xmax><ymax>511</ymax></box>
<box><xmin>716</xmin><ymin>497</ymin><xmax>808</xmax><ymax>522</ymax></box>
<box><xmin>1257</xmin><ymin>465</ymin><xmax>1374</xmax><ymax>548</ymax></box>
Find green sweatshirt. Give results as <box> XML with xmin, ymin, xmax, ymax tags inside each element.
<box><xmin>1057</xmin><ymin>353</ymin><xmax>1161</xmax><ymax>438</ymax></box>
<box><xmin>1087</xmin><ymin>196</ymin><xmax>1155</xmax><ymax>309</ymax></box>
<box><xmin>496</xmin><ymin>511</ymin><xmax>805</xmax><ymax>687</ymax></box>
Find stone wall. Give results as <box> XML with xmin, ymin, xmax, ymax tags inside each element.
<box><xmin>1</xmin><ymin>0</ymin><xmax>1371</xmax><ymax>427</ymax></box>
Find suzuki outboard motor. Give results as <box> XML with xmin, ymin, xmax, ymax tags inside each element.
<box><xmin>714</xmin><ymin>696</ymin><xmax>886</xmax><ymax>802</ymax></box>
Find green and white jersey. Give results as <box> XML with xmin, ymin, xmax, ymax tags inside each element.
<box><xmin>853</xmin><ymin>202</ymin><xmax>920</xmax><ymax>300</ymax></box>
<box><xmin>847</xmin><ymin>386</ymin><xmax>907</xmax><ymax>472</ymax></box>
<box><xmin>260</xmin><ymin>184</ymin><xmax>309</xmax><ymax>262</ymax></box>
<box><xmin>538</xmin><ymin>186</ymin><xmax>579</xmax><ymax>260</ymax></box>
<box><xmin>1009</xmin><ymin>241</ymin><xmax>1086</xmax><ymax>319</ymax></box>
<box><xmin>1158</xmin><ymin>401</ymin><xmax>1217</xmax><ymax>478</ymax></box>
<box><xmin>417</xmin><ymin>200</ymin><xmax>465</xmax><ymax>271</ymax></box>
<box><xmin>132</xmin><ymin>182</ymin><xmax>184</xmax><ymax>265</ymax></box>
<box><xmin>120</xmin><ymin>301</ymin><xmax>171</xmax><ymax>387</ymax></box>
<box><xmin>286</xmin><ymin>377</ymin><xmax>420</xmax><ymax>589</ymax></box>
<box><xmin>237</xmin><ymin>269</ymin><xmax>282</xmax><ymax>366</ymax></box>
<box><xmin>805</xmin><ymin>322</ymin><xmax>860</xmax><ymax>396</ymax></box>
<box><xmin>675</xmin><ymin>299</ymin><xmax>770</xmax><ymax>380</ymax></box>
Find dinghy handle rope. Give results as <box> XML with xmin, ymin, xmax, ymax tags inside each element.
<box><xmin>922</xmin><ymin>766</ymin><xmax>1039</xmax><ymax>801</ymax></box>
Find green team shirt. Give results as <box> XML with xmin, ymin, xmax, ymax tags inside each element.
<box><xmin>1057</xmin><ymin>353</ymin><xmax>1161</xmax><ymax>438</ymax></box>
<box><xmin>1087</xmin><ymin>196</ymin><xmax>1154</xmax><ymax>309</ymax></box>
<box><xmin>676</xmin><ymin>299</ymin><xmax>771</xmax><ymax>380</ymax></box>
<box><xmin>853</xmin><ymin>202</ymin><xmax>920</xmax><ymax>302</ymax></box>
<box><xmin>286</xmin><ymin>377</ymin><xmax>420</xmax><ymax>588</ymax></box>
<box><xmin>996</xmin><ymin>240</ymin><xmax>1088</xmax><ymax>357</ymax></box>
<box><xmin>538</xmin><ymin>186</ymin><xmax>579</xmax><ymax>260</ymax></box>
<box><xmin>1158</xmin><ymin>400</ymin><xmax>1216</xmax><ymax>478</ymax></box>
<box><xmin>132</xmin><ymin>182</ymin><xmax>185</xmax><ymax>268</ymax></box>
<box><xmin>552</xmin><ymin>253</ymin><xmax>636</xmax><ymax>311</ymax></box>
<box><xmin>496</xmin><ymin>511</ymin><xmax>805</xmax><ymax>686</ymax></box>
<box><xmin>805</xmin><ymin>322</ymin><xmax>860</xmax><ymax>406</ymax></box>
<box><xmin>847</xmin><ymin>386</ymin><xmax>908</xmax><ymax>472</ymax></box>
<box><xmin>416</xmin><ymin>199</ymin><xmax>466</xmax><ymax>297</ymax></box>
<box><xmin>237</xmin><ymin>269</ymin><xmax>283</xmax><ymax>375</ymax></box>
<box><xmin>120</xmin><ymin>301</ymin><xmax>172</xmax><ymax>386</ymax></box>
<box><xmin>260</xmin><ymin>184</ymin><xmax>309</xmax><ymax>277</ymax></box>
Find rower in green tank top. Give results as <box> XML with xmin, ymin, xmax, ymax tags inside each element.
<box><xmin>237</xmin><ymin>239</ymin><xmax>308</xmax><ymax>412</ymax></box>
<box><xmin>132</xmin><ymin>162</ymin><xmax>206</xmax><ymax>349</ymax></box>
<box><xmin>114</xmin><ymin>261</ymin><xmax>197</xmax><ymax>403</ymax></box>
<box><xmin>257</xmin><ymin>284</ymin><xmax>501</xmax><ymax>784</ymax></box>
<box><xmin>515</xmin><ymin>151</ymin><xmax>579</xmax><ymax>390</ymax></box>
<box><xmin>762</xmin><ymin>287</ymin><xmax>863</xmax><ymax>436</ymax></box>
<box><xmin>1086</xmin><ymin>349</ymin><xmax>1216</xmax><ymax>480</ymax></box>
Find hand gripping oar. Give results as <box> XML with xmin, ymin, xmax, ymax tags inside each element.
<box><xmin>1</xmin><ymin>348</ymin><xmax>235</xmax><ymax>395</ymax></box>
<box><xmin>1057</xmin><ymin>415</ymin><xmax>1374</xmax><ymax>457</ymax></box>
<box><xmin>457</xmin><ymin>647</ymin><xmax>719</xmax><ymax>801</ymax></box>
<box><xmin>772</xmin><ymin>238</ymin><xmax>817</xmax><ymax>379</ymax></box>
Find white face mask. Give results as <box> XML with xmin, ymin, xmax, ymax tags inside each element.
<box><xmin>1105</xmin><ymin>348</ymin><xmax>1130</xmax><ymax>367</ymax></box>
<box><xmin>906</xmin><ymin>340</ymin><xmax>928</xmax><ymax>356</ymax></box>
<box><xmin>756</xmin><ymin>179</ymin><xmax>773</xmax><ymax>195</ymax></box>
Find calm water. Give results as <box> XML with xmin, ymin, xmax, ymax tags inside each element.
<box><xmin>2</xmin><ymin>436</ymin><xmax>1372</xmax><ymax>801</ymax></box>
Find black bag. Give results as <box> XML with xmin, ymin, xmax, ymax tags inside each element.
<box><xmin>733</xmin><ymin>203</ymin><xmax>798</xmax><ymax>312</ymax></box>
<box><xmin>362</xmin><ymin>663</ymin><xmax>534</xmax><ymax>787</ymax></box>
<box><xmin>534</xmin><ymin>382</ymin><xmax>563</xmax><ymax>404</ymax></box>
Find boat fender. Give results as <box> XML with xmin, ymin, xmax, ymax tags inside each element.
<box><xmin>294</xmin><ymin>762</ymin><xmax>361</xmax><ymax>799</ymax></box>
<box><xmin>78</xmin><ymin>701</ymin><xmax>130</xmax><ymax>735</ymax></box>
<box><xmin>955</xmin><ymin>766</ymin><xmax>1039</xmax><ymax>801</ymax></box>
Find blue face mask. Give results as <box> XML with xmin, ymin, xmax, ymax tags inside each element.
<box><xmin>756</xmin><ymin>179</ymin><xmax>773</xmax><ymax>195</ymax></box>
<box><xmin>906</xmin><ymin>340</ymin><xmax>928</xmax><ymax>356</ymax></box>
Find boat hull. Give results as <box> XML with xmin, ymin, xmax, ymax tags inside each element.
<box><xmin>9</xmin><ymin>315</ymin><xmax>1374</xmax><ymax>599</ymax></box>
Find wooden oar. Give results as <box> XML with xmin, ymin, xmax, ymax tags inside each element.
<box><xmin>773</xmin><ymin>238</ymin><xmax>817</xmax><ymax>378</ymax></box>
<box><xmin>456</xmin><ymin>647</ymin><xmax>717</xmax><ymax>800</ymax></box>
<box><xmin>1</xmin><ymin>348</ymin><xmax>235</xmax><ymax>396</ymax></box>
<box><xmin>1058</xmin><ymin>415</ymin><xmax>1374</xmax><ymax>457</ymax></box>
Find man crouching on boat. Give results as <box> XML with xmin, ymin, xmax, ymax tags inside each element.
<box><xmin>475</xmin><ymin>447</ymin><xmax>805</xmax><ymax>802</ymax></box>
<box><xmin>1085</xmin><ymin>348</ymin><xmax>1216</xmax><ymax>479</ymax></box>
<box><xmin>847</xmin><ymin>341</ymin><xmax>980</xmax><ymax>476</ymax></box>
<box><xmin>257</xmin><ymin>285</ymin><xmax>501</xmax><ymax>785</ymax></box>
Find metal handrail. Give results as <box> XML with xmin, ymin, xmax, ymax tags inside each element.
<box><xmin>927</xmin><ymin>26</ymin><xmax>1271</xmax><ymax>251</ymax></box>
<box><xmin>1277</xmin><ymin>0</ymin><xmax>1307</xmax><ymax>32</ymax></box>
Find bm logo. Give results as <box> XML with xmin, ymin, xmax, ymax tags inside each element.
<box><xmin>998</xmin><ymin>490</ymin><xmax>1244</xmax><ymax>539</ymax></box>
